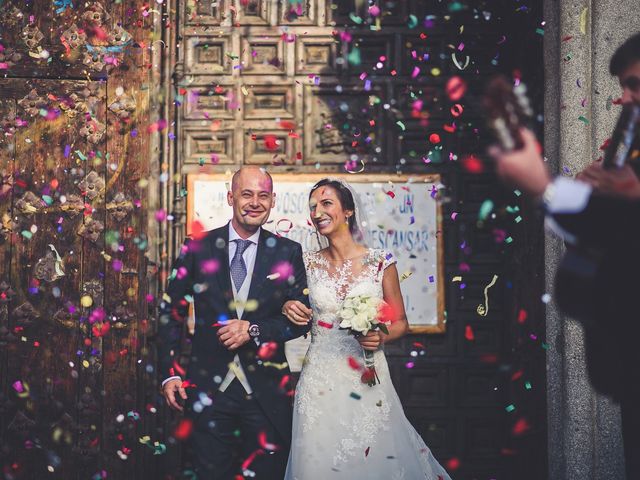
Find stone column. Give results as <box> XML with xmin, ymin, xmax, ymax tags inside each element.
<box><xmin>544</xmin><ymin>1</ymin><xmax>637</xmax><ymax>478</ymax></box>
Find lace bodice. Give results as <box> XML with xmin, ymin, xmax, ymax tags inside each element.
<box><xmin>303</xmin><ymin>248</ymin><xmax>396</xmax><ymax>342</ymax></box>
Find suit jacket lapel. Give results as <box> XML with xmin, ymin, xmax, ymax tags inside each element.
<box><xmin>246</xmin><ymin>229</ymin><xmax>271</xmax><ymax>313</ymax></box>
<box><xmin>213</xmin><ymin>223</ymin><xmax>233</xmax><ymax>305</ymax></box>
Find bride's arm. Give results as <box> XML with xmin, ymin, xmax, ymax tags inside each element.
<box><xmin>380</xmin><ymin>264</ymin><xmax>409</xmax><ymax>343</ymax></box>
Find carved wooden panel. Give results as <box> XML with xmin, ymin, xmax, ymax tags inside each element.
<box><xmin>185</xmin><ymin>35</ymin><xmax>234</xmax><ymax>75</ymax></box>
<box><xmin>184</xmin><ymin>85</ymin><xmax>237</xmax><ymax>120</ymax></box>
<box><xmin>184</xmin><ymin>0</ymin><xmax>224</xmax><ymax>25</ymax></box>
<box><xmin>241</xmin><ymin>36</ymin><xmax>288</xmax><ymax>75</ymax></box>
<box><xmin>295</xmin><ymin>36</ymin><xmax>338</xmax><ymax>74</ymax></box>
<box><xmin>243</xmin><ymin>84</ymin><xmax>296</xmax><ymax>119</ymax></box>
<box><xmin>183</xmin><ymin>126</ymin><xmax>237</xmax><ymax>166</ymax></box>
<box><xmin>233</xmin><ymin>0</ymin><xmax>271</xmax><ymax>25</ymax></box>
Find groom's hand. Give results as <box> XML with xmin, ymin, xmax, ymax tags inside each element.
<box><xmin>218</xmin><ymin>319</ymin><xmax>251</xmax><ymax>350</ymax></box>
<box><xmin>162</xmin><ymin>378</ymin><xmax>187</xmax><ymax>412</ymax></box>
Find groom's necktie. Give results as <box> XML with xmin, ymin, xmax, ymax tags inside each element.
<box><xmin>230</xmin><ymin>239</ymin><xmax>252</xmax><ymax>291</ymax></box>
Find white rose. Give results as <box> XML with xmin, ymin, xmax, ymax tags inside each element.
<box><xmin>350</xmin><ymin>312</ymin><xmax>372</xmax><ymax>334</ymax></box>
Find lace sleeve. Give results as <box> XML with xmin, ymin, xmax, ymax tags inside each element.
<box><xmin>371</xmin><ymin>249</ymin><xmax>397</xmax><ymax>282</ymax></box>
<box><xmin>381</xmin><ymin>250</ymin><xmax>397</xmax><ymax>270</ymax></box>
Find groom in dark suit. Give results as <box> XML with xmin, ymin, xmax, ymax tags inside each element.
<box><xmin>158</xmin><ymin>166</ymin><xmax>310</xmax><ymax>479</ymax></box>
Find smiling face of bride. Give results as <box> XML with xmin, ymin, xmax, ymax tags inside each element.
<box><xmin>309</xmin><ymin>183</ymin><xmax>355</xmax><ymax>239</ymax></box>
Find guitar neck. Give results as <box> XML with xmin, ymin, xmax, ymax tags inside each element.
<box><xmin>602</xmin><ymin>104</ymin><xmax>640</xmax><ymax>169</ymax></box>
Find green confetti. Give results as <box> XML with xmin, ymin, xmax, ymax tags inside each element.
<box><xmin>396</xmin><ymin>121</ymin><xmax>406</xmax><ymax>131</ymax></box>
<box><xmin>536</xmin><ymin>28</ymin><xmax>545</xmax><ymax>35</ymax></box>
<box><xmin>525</xmin><ymin>381</ymin><xmax>532</xmax><ymax>390</ymax></box>
<box><xmin>21</xmin><ymin>231</ymin><xmax>33</xmax><ymax>240</ymax></box>
<box><xmin>478</xmin><ymin>199</ymin><xmax>494</xmax><ymax>221</ymax></box>
<box><xmin>505</xmin><ymin>404</ymin><xmax>515</xmax><ymax>412</ymax></box>
<box><xmin>515</xmin><ymin>215</ymin><xmax>522</xmax><ymax>223</ymax></box>
<box><xmin>75</xmin><ymin>150</ymin><xmax>87</xmax><ymax>161</ymax></box>
<box><xmin>407</xmin><ymin>14</ymin><xmax>418</xmax><ymax>28</ymax></box>
<box><xmin>42</xmin><ymin>195</ymin><xmax>53</xmax><ymax>206</ymax></box>
<box><xmin>347</xmin><ymin>46</ymin><xmax>361</xmax><ymax>66</ymax></box>
<box><xmin>505</xmin><ymin>237</ymin><xmax>513</xmax><ymax>244</ymax></box>
<box><xmin>348</xmin><ymin>13</ymin><xmax>363</xmax><ymax>24</ymax></box>
<box><xmin>350</xmin><ymin>392</ymin><xmax>361</xmax><ymax>400</ymax></box>
<box><xmin>578</xmin><ymin>115</ymin><xmax>590</xmax><ymax>125</ymax></box>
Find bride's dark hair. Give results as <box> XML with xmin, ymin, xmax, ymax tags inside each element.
<box><xmin>309</xmin><ymin>178</ymin><xmax>357</xmax><ymax>235</ymax></box>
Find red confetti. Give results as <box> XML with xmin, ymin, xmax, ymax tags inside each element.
<box><xmin>511</xmin><ymin>370</ymin><xmax>523</xmax><ymax>381</ymax></box>
<box><xmin>263</xmin><ymin>135</ymin><xmax>279</xmax><ymax>151</ymax></box>
<box><xmin>464</xmin><ymin>325</ymin><xmax>475</xmax><ymax>341</ymax></box>
<box><xmin>174</xmin><ymin>418</ymin><xmax>193</xmax><ymax>441</ymax></box>
<box><xmin>446</xmin><ymin>76</ymin><xmax>467</xmax><ymax>101</ymax></box>
<box><xmin>445</xmin><ymin>457</ymin><xmax>461</xmax><ymax>471</ymax></box>
<box><xmin>512</xmin><ymin>417</ymin><xmax>531</xmax><ymax>436</ymax></box>
<box><xmin>258</xmin><ymin>431</ymin><xmax>280</xmax><ymax>451</ymax></box>
<box><xmin>172</xmin><ymin>360</ymin><xmax>186</xmax><ymax>377</ymax></box>
<box><xmin>461</xmin><ymin>154</ymin><xmax>484</xmax><ymax>174</ymax></box>
<box><xmin>257</xmin><ymin>342</ymin><xmax>278</xmax><ymax>360</ymax></box>
<box><xmin>429</xmin><ymin>133</ymin><xmax>441</xmax><ymax>144</ymax></box>
<box><xmin>189</xmin><ymin>220</ymin><xmax>207</xmax><ymax>240</ymax></box>
<box><xmin>517</xmin><ymin>309</ymin><xmax>528</xmax><ymax>324</ymax></box>
<box><xmin>384</xmin><ymin>190</ymin><xmax>396</xmax><ymax>199</ymax></box>
<box><xmin>317</xmin><ymin>320</ymin><xmax>333</xmax><ymax>329</ymax></box>
<box><xmin>347</xmin><ymin>356</ymin><xmax>362</xmax><ymax>370</ymax></box>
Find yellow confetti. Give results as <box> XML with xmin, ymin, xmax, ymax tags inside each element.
<box><xmin>241</xmin><ymin>85</ymin><xmax>249</xmax><ymax>96</ymax></box>
<box><xmin>262</xmin><ymin>361</ymin><xmax>289</xmax><ymax>369</ymax></box>
<box><xmin>579</xmin><ymin>7</ymin><xmax>588</xmax><ymax>34</ymax></box>
<box><xmin>80</xmin><ymin>295</ymin><xmax>93</xmax><ymax>308</ymax></box>
<box><xmin>452</xmin><ymin>276</ymin><xmax>462</xmax><ymax>282</ymax></box>
<box><xmin>400</xmin><ymin>271</ymin><xmax>413</xmax><ymax>282</ymax></box>
<box><xmin>267</xmin><ymin>272</ymin><xmax>281</xmax><ymax>280</ymax></box>
<box><xmin>431</xmin><ymin>67</ymin><xmax>441</xmax><ymax>77</ymax></box>
<box><xmin>303</xmin><ymin>288</ymin><xmax>310</xmax><ymax>295</ymax></box>
<box><xmin>82</xmin><ymin>360</ymin><xmax>90</xmax><ymax>368</ymax></box>
<box><xmin>477</xmin><ymin>274</ymin><xmax>499</xmax><ymax>316</ymax></box>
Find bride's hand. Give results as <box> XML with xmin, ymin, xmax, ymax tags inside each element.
<box><xmin>358</xmin><ymin>331</ymin><xmax>382</xmax><ymax>351</ymax></box>
<box><xmin>282</xmin><ymin>300</ymin><xmax>312</xmax><ymax>325</ymax></box>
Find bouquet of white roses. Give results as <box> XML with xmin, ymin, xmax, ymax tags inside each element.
<box><xmin>338</xmin><ymin>283</ymin><xmax>389</xmax><ymax>386</ymax></box>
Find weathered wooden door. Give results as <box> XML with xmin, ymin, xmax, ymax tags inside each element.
<box><xmin>0</xmin><ymin>1</ymin><xmax>154</xmax><ymax>479</ymax></box>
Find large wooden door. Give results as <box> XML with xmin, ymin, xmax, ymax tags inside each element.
<box><xmin>0</xmin><ymin>2</ymin><xmax>154</xmax><ymax>479</ymax></box>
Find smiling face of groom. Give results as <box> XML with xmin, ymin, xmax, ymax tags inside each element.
<box><xmin>227</xmin><ymin>167</ymin><xmax>275</xmax><ymax>238</ymax></box>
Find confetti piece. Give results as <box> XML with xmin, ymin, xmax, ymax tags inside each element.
<box><xmin>350</xmin><ymin>392</ymin><xmax>361</xmax><ymax>400</ymax></box>
<box><xmin>476</xmin><ymin>274</ymin><xmax>498</xmax><ymax>316</ymax></box>
<box><xmin>465</xmin><ymin>325</ymin><xmax>475</xmax><ymax>341</ymax></box>
<box><xmin>579</xmin><ymin>7</ymin><xmax>588</xmax><ymax>34</ymax></box>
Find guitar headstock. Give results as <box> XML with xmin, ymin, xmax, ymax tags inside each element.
<box><xmin>483</xmin><ymin>75</ymin><xmax>534</xmax><ymax>152</ymax></box>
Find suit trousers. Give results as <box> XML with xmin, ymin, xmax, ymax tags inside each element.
<box><xmin>188</xmin><ymin>378</ymin><xmax>289</xmax><ymax>480</ymax></box>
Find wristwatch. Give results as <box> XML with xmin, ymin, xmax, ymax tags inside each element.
<box><xmin>248</xmin><ymin>323</ymin><xmax>260</xmax><ymax>338</ymax></box>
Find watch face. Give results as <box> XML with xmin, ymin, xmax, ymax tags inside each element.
<box><xmin>248</xmin><ymin>324</ymin><xmax>260</xmax><ymax>337</ymax></box>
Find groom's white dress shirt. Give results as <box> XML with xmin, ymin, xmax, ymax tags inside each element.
<box><xmin>162</xmin><ymin>223</ymin><xmax>260</xmax><ymax>395</ymax></box>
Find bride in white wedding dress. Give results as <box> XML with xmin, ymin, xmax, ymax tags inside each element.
<box><xmin>282</xmin><ymin>179</ymin><xmax>452</xmax><ymax>480</ymax></box>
